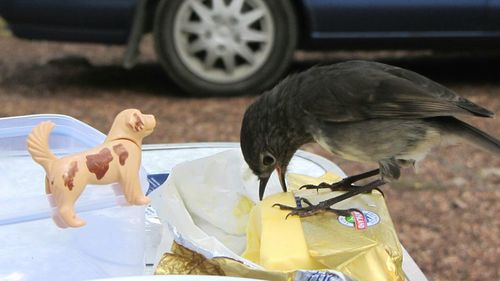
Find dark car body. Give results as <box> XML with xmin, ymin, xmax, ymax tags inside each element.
<box><xmin>2</xmin><ymin>0</ymin><xmax>500</xmax><ymax>49</ymax></box>
<box><xmin>302</xmin><ymin>0</ymin><xmax>500</xmax><ymax>49</ymax></box>
<box><xmin>0</xmin><ymin>0</ymin><xmax>137</xmax><ymax>44</ymax></box>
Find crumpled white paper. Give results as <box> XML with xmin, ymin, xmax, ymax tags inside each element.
<box><xmin>150</xmin><ymin>149</ymin><xmax>283</xmax><ymax>268</ymax></box>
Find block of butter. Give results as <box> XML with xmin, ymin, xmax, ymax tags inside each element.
<box><xmin>242</xmin><ymin>192</ymin><xmax>323</xmax><ymax>271</ymax></box>
<box><xmin>241</xmin><ymin>172</ymin><xmax>405</xmax><ymax>281</ymax></box>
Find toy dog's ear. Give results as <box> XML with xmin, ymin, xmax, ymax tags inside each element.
<box><xmin>128</xmin><ymin>112</ymin><xmax>145</xmax><ymax>132</ymax></box>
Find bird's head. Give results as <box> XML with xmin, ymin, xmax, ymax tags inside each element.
<box><xmin>240</xmin><ymin>96</ymin><xmax>297</xmax><ymax>200</ymax></box>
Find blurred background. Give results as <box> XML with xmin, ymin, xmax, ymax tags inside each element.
<box><xmin>0</xmin><ymin>1</ymin><xmax>499</xmax><ymax>280</ymax></box>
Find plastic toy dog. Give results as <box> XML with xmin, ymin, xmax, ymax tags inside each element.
<box><xmin>27</xmin><ymin>109</ymin><xmax>156</xmax><ymax>228</ymax></box>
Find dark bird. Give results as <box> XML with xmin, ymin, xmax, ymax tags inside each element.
<box><xmin>240</xmin><ymin>60</ymin><xmax>500</xmax><ymax>216</ymax></box>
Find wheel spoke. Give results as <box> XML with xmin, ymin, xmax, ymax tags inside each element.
<box><xmin>222</xmin><ymin>52</ymin><xmax>236</xmax><ymax>74</ymax></box>
<box><xmin>228</xmin><ymin>0</ymin><xmax>244</xmax><ymax>14</ymax></box>
<box><xmin>240</xmin><ymin>29</ymin><xmax>269</xmax><ymax>42</ymax></box>
<box><xmin>212</xmin><ymin>0</ymin><xmax>226</xmax><ymax>11</ymax></box>
<box><xmin>204</xmin><ymin>49</ymin><xmax>218</xmax><ymax>68</ymax></box>
<box><xmin>241</xmin><ymin>8</ymin><xmax>265</xmax><ymax>26</ymax></box>
<box><xmin>180</xmin><ymin>22</ymin><xmax>204</xmax><ymax>34</ymax></box>
<box><xmin>187</xmin><ymin>39</ymin><xmax>206</xmax><ymax>53</ymax></box>
<box><xmin>235</xmin><ymin>44</ymin><xmax>255</xmax><ymax>64</ymax></box>
<box><xmin>188</xmin><ymin>0</ymin><xmax>213</xmax><ymax>24</ymax></box>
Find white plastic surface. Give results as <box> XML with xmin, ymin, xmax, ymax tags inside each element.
<box><xmin>0</xmin><ymin>114</ymin><xmax>148</xmax><ymax>281</ymax></box>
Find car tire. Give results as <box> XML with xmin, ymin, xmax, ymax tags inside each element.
<box><xmin>153</xmin><ymin>0</ymin><xmax>297</xmax><ymax>96</ymax></box>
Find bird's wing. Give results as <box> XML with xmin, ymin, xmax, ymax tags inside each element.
<box><xmin>301</xmin><ymin>61</ymin><xmax>494</xmax><ymax>122</ymax></box>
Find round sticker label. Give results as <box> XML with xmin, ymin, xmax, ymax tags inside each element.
<box><xmin>338</xmin><ymin>210</ymin><xmax>380</xmax><ymax>229</ymax></box>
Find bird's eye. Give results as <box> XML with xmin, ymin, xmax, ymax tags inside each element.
<box><xmin>262</xmin><ymin>154</ymin><xmax>275</xmax><ymax>166</ymax></box>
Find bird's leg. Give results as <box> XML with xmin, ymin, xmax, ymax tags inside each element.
<box><xmin>274</xmin><ymin>179</ymin><xmax>386</xmax><ymax>218</ymax></box>
<box><xmin>300</xmin><ymin>169</ymin><xmax>380</xmax><ymax>192</ymax></box>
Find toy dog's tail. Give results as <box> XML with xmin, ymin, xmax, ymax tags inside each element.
<box><xmin>27</xmin><ymin>121</ymin><xmax>58</xmax><ymax>174</ymax></box>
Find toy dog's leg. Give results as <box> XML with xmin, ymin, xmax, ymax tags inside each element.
<box><xmin>51</xmin><ymin>179</ymin><xmax>87</xmax><ymax>228</ymax></box>
<box><xmin>45</xmin><ymin>177</ymin><xmax>71</xmax><ymax>228</ymax></box>
<box><xmin>57</xmin><ymin>203</ymin><xmax>86</xmax><ymax>228</ymax></box>
<box><xmin>121</xmin><ymin>175</ymin><xmax>150</xmax><ymax>205</ymax></box>
<box><xmin>119</xmin><ymin>160</ymin><xmax>150</xmax><ymax>205</ymax></box>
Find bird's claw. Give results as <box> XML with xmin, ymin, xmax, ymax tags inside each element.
<box><xmin>273</xmin><ymin>179</ymin><xmax>386</xmax><ymax>218</ymax></box>
<box><xmin>300</xmin><ymin>181</ymin><xmax>384</xmax><ymax>196</ymax></box>
<box><xmin>272</xmin><ymin>197</ymin><xmax>313</xmax><ymax>211</ymax></box>
<box><xmin>300</xmin><ymin>182</ymin><xmax>334</xmax><ymax>191</ymax></box>
<box><xmin>371</xmin><ymin>187</ymin><xmax>385</xmax><ymax>197</ymax></box>
<box><xmin>330</xmin><ymin>207</ymin><xmax>364</xmax><ymax>217</ymax></box>
<box><xmin>273</xmin><ymin>198</ymin><xmax>362</xmax><ymax>219</ymax></box>
<box><xmin>285</xmin><ymin>206</ymin><xmax>362</xmax><ymax>219</ymax></box>
<box><xmin>299</xmin><ymin>180</ymin><xmax>357</xmax><ymax>192</ymax></box>
<box><xmin>272</xmin><ymin>203</ymin><xmax>296</xmax><ymax>211</ymax></box>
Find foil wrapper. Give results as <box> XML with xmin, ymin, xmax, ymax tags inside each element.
<box><xmin>151</xmin><ymin>150</ymin><xmax>404</xmax><ymax>281</ymax></box>
<box><xmin>155</xmin><ymin>242</ymin><xmax>225</xmax><ymax>276</ymax></box>
<box><xmin>156</xmin><ymin>241</ymin><xmax>355</xmax><ymax>281</ymax></box>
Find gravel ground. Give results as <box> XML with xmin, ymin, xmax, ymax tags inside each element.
<box><xmin>0</xmin><ymin>33</ymin><xmax>498</xmax><ymax>281</ymax></box>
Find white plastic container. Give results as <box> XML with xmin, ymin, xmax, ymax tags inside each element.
<box><xmin>0</xmin><ymin>114</ymin><xmax>148</xmax><ymax>281</ymax></box>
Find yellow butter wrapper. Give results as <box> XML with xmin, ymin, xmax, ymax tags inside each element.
<box><xmin>240</xmin><ymin>172</ymin><xmax>404</xmax><ymax>281</ymax></box>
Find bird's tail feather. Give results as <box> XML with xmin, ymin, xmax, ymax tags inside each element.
<box><xmin>438</xmin><ymin>117</ymin><xmax>500</xmax><ymax>155</ymax></box>
<box><xmin>27</xmin><ymin>121</ymin><xmax>58</xmax><ymax>173</ymax></box>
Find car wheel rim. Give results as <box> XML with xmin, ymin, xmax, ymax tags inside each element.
<box><xmin>173</xmin><ymin>0</ymin><xmax>275</xmax><ymax>84</ymax></box>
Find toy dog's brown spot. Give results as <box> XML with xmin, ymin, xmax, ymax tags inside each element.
<box><xmin>86</xmin><ymin>148</ymin><xmax>113</xmax><ymax>180</ymax></box>
<box><xmin>63</xmin><ymin>161</ymin><xmax>78</xmax><ymax>191</ymax></box>
<box><xmin>113</xmin><ymin>144</ymin><xmax>129</xmax><ymax>166</ymax></box>
<box><xmin>133</xmin><ymin>113</ymin><xmax>144</xmax><ymax>131</ymax></box>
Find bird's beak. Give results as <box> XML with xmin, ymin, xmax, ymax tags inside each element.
<box><xmin>258</xmin><ymin>165</ymin><xmax>287</xmax><ymax>201</ymax></box>
<box><xmin>276</xmin><ymin>164</ymin><xmax>287</xmax><ymax>193</ymax></box>
<box><xmin>259</xmin><ymin>176</ymin><xmax>270</xmax><ymax>201</ymax></box>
